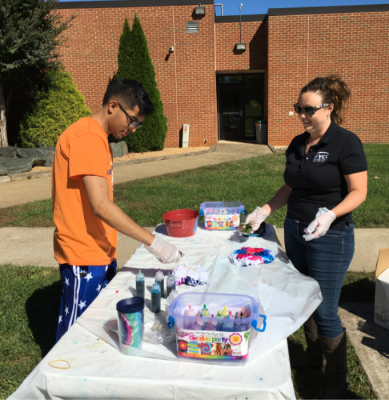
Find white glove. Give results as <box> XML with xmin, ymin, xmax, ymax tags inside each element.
<box><xmin>245</xmin><ymin>207</ymin><xmax>269</xmax><ymax>233</ymax></box>
<box><xmin>303</xmin><ymin>207</ymin><xmax>336</xmax><ymax>241</ymax></box>
<box><xmin>145</xmin><ymin>235</ymin><xmax>183</xmax><ymax>264</ymax></box>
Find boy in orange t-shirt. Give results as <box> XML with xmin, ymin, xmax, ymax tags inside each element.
<box><xmin>53</xmin><ymin>79</ymin><xmax>182</xmax><ymax>341</ymax></box>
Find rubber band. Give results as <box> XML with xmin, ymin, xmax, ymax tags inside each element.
<box><xmin>48</xmin><ymin>360</ymin><xmax>71</xmax><ymax>369</ymax></box>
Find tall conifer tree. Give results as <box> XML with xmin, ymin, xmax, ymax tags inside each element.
<box><xmin>116</xmin><ymin>19</ymin><xmax>133</xmax><ymax>80</ymax></box>
<box><xmin>116</xmin><ymin>15</ymin><xmax>167</xmax><ymax>152</ymax></box>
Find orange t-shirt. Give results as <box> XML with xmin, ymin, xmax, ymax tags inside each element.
<box><xmin>52</xmin><ymin>117</ymin><xmax>117</xmax><ymax>265</ymax></box>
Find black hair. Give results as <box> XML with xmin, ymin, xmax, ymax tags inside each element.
<box><xmin>300</xmin><ymin>75</ymin><xmax>351</xmax><ymax>126</ymax></box>
<box><xmin>102</xmin><ymin>79</ymin><xmax>155</xmax><ymax>116</ymax></box>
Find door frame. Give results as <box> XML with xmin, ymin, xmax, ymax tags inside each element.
<box><xmin>217</xmin><ymin>71</ymin><xmax>266</xmax><ymax>141</ymax></box>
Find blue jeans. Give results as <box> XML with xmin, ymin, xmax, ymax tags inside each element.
<box><xmin>284</xmin><ymin>216</ymin><xmax>354</xmax><ymax>338</ymax></box>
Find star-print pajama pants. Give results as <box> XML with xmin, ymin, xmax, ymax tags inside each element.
<box><xmin>56</xmin><ymin>260</ymin><xmax>117</xmax><ymax>342</ymax></box>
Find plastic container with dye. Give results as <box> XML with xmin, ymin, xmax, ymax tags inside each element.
<box><xmin>200</xmin><ymin>202</ymin><xmax>244</xmax><ymax>230</ymax></box>
<box><xmin>167</xmin><ymin>292</ymin><xmax>266</xmax><ymax>363</ymax></box>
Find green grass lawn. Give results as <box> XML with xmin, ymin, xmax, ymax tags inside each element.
<box><xmin>0</xmin><ymin>266</ymin><xmax>376</xmax><ymax>399</ymax></box>
<box><xmin>0</xmin><ymin>144</ymin><xmax>388</xmax><ymax>228</ymax></box>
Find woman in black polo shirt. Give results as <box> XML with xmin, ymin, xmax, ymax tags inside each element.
<box><xmin>246</xmin><ymin>75</ymin><xmax>367</xmax><ymax>399</ymax></box>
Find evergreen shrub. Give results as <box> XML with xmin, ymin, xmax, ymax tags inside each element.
<box><xmin>116</xmin><ymin>16</ymin><xmax>168</xmax><ymax>153</ymax></box>
<box><xmin>19</xmin><ymin>68</ymin><xmax>91</xmax><ymax>148</ymax></box>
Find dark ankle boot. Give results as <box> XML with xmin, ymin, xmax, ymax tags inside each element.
<box><xmin>290</xmin><ymin>316</ymin><xmax>326</xmax><ymax>372</ymax></box>
<box><xmin>318</xmin><ymin>329</ymin><xmax>348</xmax><ymax>399</ymax></box>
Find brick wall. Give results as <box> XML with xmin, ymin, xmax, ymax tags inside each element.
<box><xmin>57</xmin><ymin>4</ymin><xmax>217</xmax><ymax>148</ymax></box>
<box><xmin>268</xmin><ymin>10</ymin><xmax>389</xmax><ymax>146</ymax></box>
<box><xmin>215</xmin><ymin>19</ymin><xmax>267</xmax><ymax>71</ymax></box>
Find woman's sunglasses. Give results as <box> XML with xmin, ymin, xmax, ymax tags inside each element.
<box><xmin>293</xmin><ymin>103</ymin><xmax>329</xmax><ymax>116</ymax></box>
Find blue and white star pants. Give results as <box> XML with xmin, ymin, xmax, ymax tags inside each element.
<box><xmin>56</xmin><ymin>260</ymin><xmax>117</xmax><ymax>342</ymax></box>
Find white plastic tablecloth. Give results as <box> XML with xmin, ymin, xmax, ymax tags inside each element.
<box><xmin>9</xmin><ymin>224</ymin><xmax>323</xmax><ymax>400</ymax></box>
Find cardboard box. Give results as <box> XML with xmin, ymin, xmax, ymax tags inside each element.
<box><xmin>374</xmin><ymin>248</ymin><xmax>389</xmax><ymax>330</ymax></box>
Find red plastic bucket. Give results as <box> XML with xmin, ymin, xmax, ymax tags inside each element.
<box><xmin>163</xmin><ymin>209</ymin><xmax>199</xmax><ymax>238</ymax></box>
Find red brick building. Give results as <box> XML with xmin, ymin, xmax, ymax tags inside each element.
<box><xmin>57</xmin><ymin>1</ymin><xmax>389</xmax><ymax>147</ymax></box>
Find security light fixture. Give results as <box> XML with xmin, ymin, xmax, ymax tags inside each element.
<box><xmin>236</xmin><ymin>43</ymin><xmax>246</xmax><ymax>51</ymax></box>
<box><xmin>194</xmin><ymin>4</ymin><xmax>206</xmax><ymax>16</ymax></box>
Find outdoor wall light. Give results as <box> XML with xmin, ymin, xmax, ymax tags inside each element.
<box><xmin>194</xmin><ymin>5</ymin><xmax>206</xmax><ymax>16</ymax></box>
<box><xmin>236</xmin><ymin>42</ymin><xmax>246</xmax><ymax>51</ymax></box>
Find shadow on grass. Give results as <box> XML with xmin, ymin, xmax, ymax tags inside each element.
<box><xmin>288</xmin><ymin>335</ymin><xmax>369</xmax><ymax>399</ymax></box>
<box><xmin>25</xmin><ymin>280</ymin><xmax>61</xmax><ymax>357</ymax></box>
<box><xmin>340</xmin><ymin>272</ymin><xmax>376</xmax><ymax>304</ymax></box>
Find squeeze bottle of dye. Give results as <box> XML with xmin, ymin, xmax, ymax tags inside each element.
<box><xmin>221</xmin><ymin>306</ymin><xmax>229</xmax><ymax>318</ymax></box>
<box><xmin>155</xmin><ymin>268</ymin><xmax>164</xmax><ymax>298</ymax></box>
<box><xmin>222</xmin><ymin>316</ymin><xmax>235</xmax><ymax>332</ymax></box>
<box><xmin>166</xmin><ymin>271</ymin><xmax>176</xmax><ymax>298</ymax></box>
<box><xmin>151</xmin><ymin>282</ymin><xmax>161</xmax><ymax>313</ymax></box>
<box><xmin>200</xmin><ymin>304</ymin><xmax>208</xmax><ymax>317</ymax></box>
<box><xmin>186</xmin><ymin>305</ymin><xmax>196</xmax><ymax>316</ymax></box>
<box><xmin>241</xmin><ymin>307</ymin><xmax>248</xmax><ymax>318</ymax></box>
<box><xmin>235</xmin><ymin>314</ymin><xmax>246</xmax><ymax>332</ymax></box>
<box><xmin>215</xmin><ymin>310</ymin><xmax>224</xmax><ymax>331</ymax></box>
<box><xmin>135</xmin><ymin>270</ymin><xmax>145</xmax><ymax>299</ymax></box>
<box><xmin>192</xmin><ymin>320</ymin><xmax>202</xmax><ymax>330</ymax></box>
<box><xmin>205</xmin><ymin>320</ymin><xmax>216</xmax><ymax>331</ymax></box>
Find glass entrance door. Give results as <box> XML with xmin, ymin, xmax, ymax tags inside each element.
<box><xmin>218</xmin><ymin>74</ymin><xmax>264</xmax><ymax>141</ymax></box>
<box><xmin>219</xmin><ymin>83</ymin><xmax>243</xmax><ymax>141</ymax></box>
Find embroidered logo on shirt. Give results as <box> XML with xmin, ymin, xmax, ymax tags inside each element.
<box><xmin>313</xmin><ymin>152</ymin><xmax>329</xmax><ymax>162</ymax></box>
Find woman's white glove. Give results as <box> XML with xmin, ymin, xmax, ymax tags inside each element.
<box><xmin>145</xmin><ymin>235</ymin><xmax>183</xmax><ymax>264</ymax></box>
<box><xmin>245</xmin><ymin>207</ymin><xmax>269</xmax><ymax>233</ymax></box>
<box><xmin>303</xmin><ymin>207</ymin><xmax>336</xmax><ymax>241</ymax></box>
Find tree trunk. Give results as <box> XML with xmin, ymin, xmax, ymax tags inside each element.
<box><xmin>0</xmin><ymin>84</ymin><xmax>9</xmax><ymax>147</ymax></box>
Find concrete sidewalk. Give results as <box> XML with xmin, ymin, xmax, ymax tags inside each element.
<box><xmin>0</xmin><ymin>141</ymin><xmax>271</xmax><ymax>209</ymax></box>
<box><xmin>1</xmin><ymin>226</ymin><xmax>387</xmax><ymax>273</ymax></box>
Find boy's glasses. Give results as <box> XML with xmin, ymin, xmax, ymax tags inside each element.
<box><xmin>118</xmin><ymin>103</ymin><xmax>142</xmax><ymax>129</ymax></box>
<box><xmin>293</xmin><ymin>103</ymin><xmax>329</xmax><ymax>116</ymax></box>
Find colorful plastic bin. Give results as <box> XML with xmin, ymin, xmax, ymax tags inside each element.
<box><xmin>167</xmin><ymin>292</ymin><xmax>266</xmax><ymax>364</ymax></box>
<box><xmin>200</xmin><ymin>201</ymin><xmax>245</xmax><ymax>230</ymax></box>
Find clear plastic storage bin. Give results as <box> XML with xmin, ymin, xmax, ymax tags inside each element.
<box><xmin>167</xmin><ymin>292</ymin><xmax>266</xmax><ymax>363</ymax></box>
<box><xmin>200</xmin><ymin>201</ymin><xmax>244</xmax><ymax>230</ymax></box>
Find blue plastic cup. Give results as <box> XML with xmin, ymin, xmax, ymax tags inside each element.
<box><xmin>116</xmin><ymin>297</ymin><xmax>144</xmax><ymax>355</ymax></box>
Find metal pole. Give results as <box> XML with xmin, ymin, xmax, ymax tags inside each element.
<box><xmin>214</xmin><ymin>3</ymin><xmax>223</xmax><ymax>16</ymax></box>
<box><xmin>239</xmin><ymin>3</ymin><xmax>242</xmax><ymax>42</ymax></box>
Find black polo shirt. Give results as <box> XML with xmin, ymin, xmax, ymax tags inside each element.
<box><xmin>284</xmin><ymin>121</ymin><xmax>368</xmax><ymax>230</ymax></box>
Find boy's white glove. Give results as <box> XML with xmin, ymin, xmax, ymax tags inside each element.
<box><xmin>145</xmin><ymin>235</ymin><xmax>183</xmax><ymax>264</ymax></box>
<box><xmin>245</xmin><ymin>207</ymin><xmax>269</xmax><ymax>233</ymax></box>
<box><xmin>303</xmin><ymin>207</ymin><xmax>336</xmax><ymax>241</ymax></box>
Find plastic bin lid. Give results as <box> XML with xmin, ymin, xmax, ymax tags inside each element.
<box><xmin>116</xmin><ymin>297</ymin><xmax>144</xmax><ymax>314</ymax></box>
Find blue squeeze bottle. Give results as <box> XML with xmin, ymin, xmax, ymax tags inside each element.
<box><xmin>222</xmin><ymin>315</ymin><xmax>235</xmax><ymax>332</ymax></box>
<box><xmin>135</xmin><ymin>270</ymin><xmax>145</xmax><ymax>298</ymax></box>
<box><xmin>151</xmin><ymin>282</ymin><xmax>161</xmax><ymax>313</ymax></box>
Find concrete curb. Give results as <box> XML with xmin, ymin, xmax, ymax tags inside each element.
<box><xmin>268</xmin><ymin>144</ymin><xmax>288</xmax><ymax>153</ymax></box>
<box><xmin>0</xmin><ymin>144</ymin><xmax>217</xmax><ymax>184</ymax></box>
